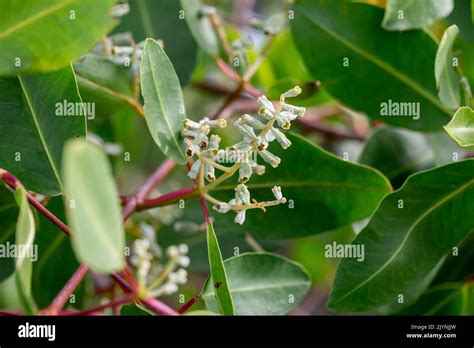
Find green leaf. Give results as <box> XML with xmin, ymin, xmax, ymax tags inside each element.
<box><xmin>180</xmin><ymin>0</ymin><xmax>219</xmax><ymax>57</ymax></box>
<box><xmin>185</xmin><ymin>310</ymin><xmax>218</xmax><ymax>315</ymax></box>
<box><xmin>120</xmin><ymin>303</ymin><xmax>153</xmax><ymax>316</ymax></box>
<box><xmin>62</xmin><ymin>138</ymin><xmax>125</xmax><ymax>274</ymax></box>
<box><xmin>206</xmin><ymin>222</ymin><xmax>234</xmax><ymax>315</ymax></box>
<box><xmin>359</xmin><ymin>127</ymin><xmax>435</xmax><ymax>188</ymax></box>
<box><xmin>0</xmin><ymin>65</ymin><xmax>87</xmax><ymax>195</ymax></box>
<box><xmin>435</xmin><ymin>25</ymin><xmax>461</xmax><ymax>110</ymax></box>
<box><xmin>382</xmin><ymin>0</ymin><xmax>454</xmax><ymax>31</ymax></box>
<box><xmin>113</xmin><ymin>0</ymin><xmax>197</xmax><ymax>85</ymax></box>
<box><xmin>74</xmin><ymin>55</ymin><xmax>135</xmax><ymax>117</ymax></box>
<box><xmin>0</xmin><ymin>185</ymin><xmax>37</xmax><ymax>314</ymax></box>
<box><xmin>399</xmin><ymin>282</ymin><xmax>474</xmax><ymax>315</ymax></box>
<box><xmin>0</xmin><ymin>200</ymin><xmax>18</xmax><ymax>283</ymax></box>
<box><xmin>328</xmin><ymin>160</ymin><xmax>474</xmax><ymax>313</ymax></box>
<box><xmin>292</xmin><ymin>0</ymin><xmax>451</xmax><ymax>131</ymax></box>
<box><xmin>202</xmin><ymin>252</ymin><xmax>311</xmax><ymax>315</ymax></box>
<box><xmin>0</xmin><ymin>0</ymin><xmax>117</xmax><ymax>75</ymax></box>
<box><xmin>140</xmin><ymin>39</ymin><xmax>186</xmax><ymax>165</ymax></box>
<box><xmin>211</xmin><ymin>134</ymin><xmax>391</xmax><ymax>239</ymax></box>
<box><xmin>32</xmin><ymin>197</ymin><xmax>84</xmax><ymax>309</ymax></box>
<box><xmin>444</xmin><ymin>106</ymin><xmax>474</xmax><ymax>148</ymax></box>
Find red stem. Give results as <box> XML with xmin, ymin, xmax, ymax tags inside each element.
<box><xmin>199</xmin><ymin>195</ymin><xmax>210</xmax><ymax>225</ymax></box>
<box><xmin>44</xmin><ymin>265</ymin><xmax>89</xmax><ymax>315</ymax></box>
<box><xmin>70</xmin><ymin>293</ymin><xmax>135</xmax><ymax>316</ymax></box>
<box><xmin>122</xmin><ymin>159</ymin><xmax>176</xmax><ymax>220</ymax></box>
<box><xmin>0</xmin><ymin>169</ymin><xmax>178</xmax><ymax>316</ymax></box>
<box><xmin>178</xmin><ymin>295</ymin><xmax>201</xmax><ymax>314</ymax></box>
<box><xmin>137</xmin><ymin>186</ymin><xmax>198</xmax><ymax>211</ymax></box>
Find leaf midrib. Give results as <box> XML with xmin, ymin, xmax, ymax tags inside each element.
<box><xmin>298</xmin><ymin>6</ymin><xmax>450</xmax><ymax>117</ymax></box>
<box><xmin>0</xmin><ymin>0</ymin><xmax>77</xmax><ymax>40</ymax></box>
<box><xmin>331</xmin><ymin>177</ymin><xmax>474</xmax><ymax>306</ymax></box>
<box><xmin>144</xmin><ymin>46</ymin><xmax>184</xmax><ymax>160</ymax></box>
<box><xmin>18</xmin><ymin>76</ymin><xmax>62</xmax><ymax>191</ymax></box>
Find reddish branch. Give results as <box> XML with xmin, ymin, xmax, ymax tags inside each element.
<box><xmin>0</xmin><ymin>169</ymin><xmax>178</xmax><ymax>316</ymax></box>
<box><xmin>44</xmin><ymin>265</ymin><xmax>89</xmax><ymax>315</ymax></box>
<box><xmin>178</xmin><ymin>295</ymin><xmax>201</xmax><ymax>314</ymax></box>
<box><xmin>122</xmin><ymin>159</ymin><xmax>176</xmax><ymax>220</ymax></box>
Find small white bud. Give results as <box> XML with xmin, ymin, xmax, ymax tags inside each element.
<box><xmin>187</xmin><ymin>159</ymin><xmax>201</xmax><ymax>180</ymax></box>
<box><xmin>271</xmin><ymin>128</ymin><xmax>292</xmax><ymax>149</ymax></box>
<box><xmin>258</xmin><ymin>150</ymin><xmax>281</xmax><ymax>168</ymax></box>
<box><xmin>238</xmin><ymin>162</ymin><xmax>253</xmax><ymax>183</ymax></box>
<box><xmin>257</xmin><ymin>96</ymin><xmax>276</xmax><ymax>113</ymax></box>
<box><xmin>234</xmin><ymin>210</ymin><xmax>247</xmax><ymax>225</ymax></box>
<box><xmin>281</xmin><ymin>86</ymin><xmax>302</xmax><ymax>98</ymax></box>
<box><xmin>213</xmin><ymin>202</ymin><xmax>231</xmax><ymax>213</ymax></box>
<box><xmin>178</xmin><ymin>244</ymin><xmax>189</xmax><ymax>255</ymax></box>
<box><xmin>272</xmin><ymin>186</ymin><xmax>283</xmax><ymax>200</ymax></box>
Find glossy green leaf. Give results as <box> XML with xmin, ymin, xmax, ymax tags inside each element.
<box><xmin>62</xmin><ymin>138</ymin><xmax>125</xmax><ymax>274</ymax></box>
<box><xmin>435</xmin><ymin>25</ymin><xmax>461</xmax><ymax>110</ymax></box>
<box><xmin>444</xmin><ymin>106</ymin><xmax>474</xmax><ymax>148</ymax></box>
<box><xmin>211</xmin><ymin>134</ymin><xmax>391</xmax><ymax>239</ymax></box>
<box><xmin>0</xmin><ymin>0</ymin><xmax>117</xmax><ymax>75</ymax></box>
<box><xmin>434</xmin><ymin>232</ymin><xmax>474</xmax><ymax>283</ymax></box>
<box><xmin>328</xmin><ymin>160</ymin><xmax>474</xmax><ymax>313</ymax></box>
<box><xmin>202</xmin><ymin>252</ymin><xmax>311</xmax><ymax>315</ymax></box>
<box><xmin>359</xmin><ymin>127</ymin><xmax>435</xmax><ymax>188</ymax></box>
<box><xmin>292</xmin><ymin>0</ymin><xmax>451</xmax><ymax>131</ymax></box>
<box><xmin>206</xmin><ymin>222</ymin><xmax>234</xmax><ymax>315</ymax></box>
<box><xmin>32</xmin><ymin>197</ymin><xmax>84</xmax><ymax>309</ymax></box>
<box><xmin>382</xmin><ymin>0</ymin><xmax>454</xmax><ymax>31</ymax></box>
<box><xmin>185</xmin><ymin>310</ymin><xmax>218</xmax><ymax>315</ymax></box>
<box><xmin>0</xmin><ymin>186</ymin><xmax>37</xmax><ymax>313</ymax></box>
<box><xmin>180</xmin><ymin>0</ymin><xmax>219</xmax><ymax>57</ymax></box>
<box><xmin>74</xmin><ymin>55</ymin><xmax>135</xmax><ymax>117</ymax></box>
<box><xmin>140</xmin><ymin>39</ymin><xmax>187</xmax><ymax>165</ymax></box>
<box><xmin>399</xmin><ymin>282</ymin><xmax>474</xmax><ymax>315</ymax></box>
<box><xmin>0</xmin><ymin>65</ymin><xmax>87</xmax><ymax>195</ymax></box>
<box><xmin>113</xmin><ymin>0</ymin><xmax>197</xmax><ymax>85</ymax></box>
<box><xmin>0</xmin><ymin>200</ymin><xmax>18</xmax><ymax>283</ymax></box>
<box><xmin>120</xmin><ymin>303</ymin><xmax>153</xmax><ymax>316</ymax></box>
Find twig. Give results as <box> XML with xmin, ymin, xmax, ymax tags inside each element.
<box><xmin>0</xmin><ymin>169</ymin><xmax>178</xmax><ymax>316</ymax></box>
<box><xmin>178</xmin><ymin>295</ymin><xmax>201</xmax><ymax>314</ymax></box>
<box><xmin>137</xmin><ymin>186</ymin><xmax>199</xmax><ymax>211</ymax></box>
<box><xmin>122</xmin><ymin>159</ymin><xmax>176</xmax><ymax>220</ymax></box>
<box><xmin>209</xmin><ymin>11</ymin><xmax>233</xmax><ymax>61</ymax></box>
<box><xmin>44</xmin><ymin>265</ymin><xmax>89</xmax><ymax>315</ymax></box>
<box><xmin>244</xmin><ymin>232</ymin><xmax>265</xmax><ymax>252</ymax></box>
<box><xmin>70</xmin><ymin>293</ymin><xmax>135</xmax><ymax>316</ymax></box>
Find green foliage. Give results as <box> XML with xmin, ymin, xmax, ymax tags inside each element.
<box><xmin>444</xmin><ymin>107</ymin><xmax>474</xmax><ymax>148</ymax></box>
<box><xmin>212</xmin><ymin>134</ymin><xmax>391</xmax><ymax>238</ymax></box>
<box><xmin>382</xmin><ymin>0</ymin><xmax>454</xmax><ymax>31</ymax></box>
<box><xmin>435</xmin><ymin>25</ymin><xmax>461</xmax><ymax>110</ymax></box>
<box><xmin>202</xmin><ymin>252</ymin><xmax>311</xmax><ymax>315</ymax></box>
<box><xmin>62</xmin><ymin>139</ymin><xmax>125</xmax><ymax>274</ymax></box>
<box><xmin>292</xmin><ymin>0</ymin><xmax>451</xmax><ymax>131</ymax></box>
<box><xmin>114</xmin><ymin>0</ymin><xmax>197</xmax><ymax>85</ymax></box>
<box><xmin>140</xmin><ymin>39</ymin><xmax>187</xmax><ymax>164</ymax></box>
<box><xmin>0</xmin><ymin>0</ymin><xmax>117</xmax><ymax>74</ymax></box>
<box><xmin>0</xmin><ymin>66</ymin><xmax>86</xmax><ymax>195</ymax></box>
<box><xmin>206</xmin><ymin>222</ymin><xmax>234</xmax><ymax>315</ymax></box>
<box><xmin>328</xmin><ymin>160</ymin><xmax>474</xmax><ymax>313</ymax></box>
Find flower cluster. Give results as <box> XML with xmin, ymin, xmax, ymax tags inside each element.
<box><xmin>182</xmin><ymin>87</ymin><xmax>305</xmax><ymax>225</ymax></box>
<box><xmin>130</xmin><ymin>224</ymin><xmax>189</xmax><ymax>298</ymax></box>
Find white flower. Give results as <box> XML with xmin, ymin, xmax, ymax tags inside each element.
<box><xmin>258</xmin><ymin>149</ymin><xmax>281</xmax><ymax>168</ymax></box>
<box><xmin>270</xmin><ymin>128</ymin><xmax>292</xmax><ymax>149</ymax></box>
<box><xmin>272</xmin><ymin>186</ymin><xmax>283</xmax><ymax>200</ymax></box>
<box><xmin>177</xmin><ymin>255</ymin><xmax>190</xmax><ymax>267</ymax></box>
<box><xmin>238</xmin><ymin>162</ymin><xmax>252</xmax><ymax>183</ymax></box>
<box><xmin>166</xmin><ymin>245</ymin><xmax>179</xmax><ymax>259</ymax></box>
<box><xmin>187</xmin><ymin>159</ymin><xmax>201</xmax><ymax>180</ymax></box>
<box><xmin>162</xmin><ymin>282</ymin><xmax>179</xmax><ymax>295</ymax></box>
<box><xmin>213</xmin><ymin>202</ymin><xmax>231</xmax><ymax>213</ymax></box>
<box><xmin>281</xmin><ymin>86</ymin><xmax>302</xmax><ymax>98</ymax></box>
<box><xmin>257</xmin><ymin>95</ymin><xmax>275</xmax><ymax>113</ymax></box>
<box><xmin>178</xmin><ymin>244</ymin><xmax>189</xmax><ymax>255</ymax></box>
<box><xmin>234</xmin><ymin>210</ymin><xmax>247</xmax><ymax>225</ymax></box>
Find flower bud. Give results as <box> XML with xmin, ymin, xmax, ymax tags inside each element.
<box><xmin>241</xmin><ymin>114</ymin><xmax>265</xmax><ymax>129</ymax></box>
<box><xmin>234</xmin><ymin>210</ymin><xmax>247</xmax><ymax>225</ymax></box>
<box><xmin>213</xmin><ymin>202</ymin><xmax>231</xmax><ymax>213</ymax></box>
<box><xmin>205</xmin><ymin>162</ymin><xmax>215</xmax><ymax>182</ymax></box>
<box><xmin>271</xmin><ymin>128</ymin><xmax>292</xmax><ymax>149</ymax></box>
<box><xmin>259</xmin><ymin>150</ymin><xmax>281</xmax><ymax>168</ymax></box>
<box><xmin>238</xmin><ymin>162</ymin><xmax>253</xmax><ymax>183</ymax></box>
<box><xmin>281</xmin><ymin>86</ymin><xmax>302</xmax><ymax>98</ymax></box>
<box><xmin>187</xmin><ymin>159</ymin><xmax>201</xmax><ymax>180</ymax></box>
<box><xmin>257</xmin><ymin>96</ymin><xmax>275</xmax><ymax>113</ymax></box>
